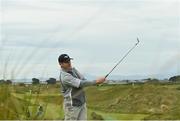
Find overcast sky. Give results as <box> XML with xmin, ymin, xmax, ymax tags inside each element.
<box><xmin>0</xmin><ymin>0</ymin><xmax>180</xmax><ymax>80</ymax></box>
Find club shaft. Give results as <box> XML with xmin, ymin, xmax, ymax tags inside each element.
<box><xmin>105</xmin><ymin>40</ymin><xmax>139</xmax><ymax>78</ymax></box>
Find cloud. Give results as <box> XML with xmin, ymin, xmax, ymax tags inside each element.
<box><xmin>0</xmin><ymin>0</ymin><xmax>179</xmax><ymax>79</ymax></box>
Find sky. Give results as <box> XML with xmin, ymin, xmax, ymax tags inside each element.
<box><xmin>0</xmin><ymin>0</ymin><xmax>180</xmax><ymax>80</ymax></box>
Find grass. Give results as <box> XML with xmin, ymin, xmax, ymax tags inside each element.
<box><xmin>88</xmin><ymin>109</ymin><xmax>148</xmax><ymax>120</ymax></box>
<box><xmin>0</xmin><ymin>83</ymin><xmax>180</xmax><ymax>120</ymax></box>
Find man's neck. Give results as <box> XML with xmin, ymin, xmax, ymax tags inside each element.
<box><xmin>61</xmin><ymin>67</ymin><xmax>73</xmax><ymax>72</ymax></box>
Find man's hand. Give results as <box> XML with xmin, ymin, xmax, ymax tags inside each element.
<box><xmin>96</xmin><ymin>77</ymin><xmax>106</xmax><ymax>84</ymax></box>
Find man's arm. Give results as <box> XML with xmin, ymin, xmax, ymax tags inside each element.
<box><xmin>62</xmin><ymin>73</ymin><xmax>105</xmax><ymax>88</ymax></box>
<box><xmin>79</xmin><ymin>77</ymin><xmax>106</xmax><ymax>87</ymax></box>
<box><xmin>63</xmin><ymin>74</ymin><xmax>81</xmax><ymax>88</ymax></box>
<box><xmin>79</xmin><ymin>79</ymin><xmax>96</xmax><ymax>87</ymax></box>
<box><xmin>73</xmin><ymin>68</ymin><xmax>105</xmax><ymax>87</ymax></box>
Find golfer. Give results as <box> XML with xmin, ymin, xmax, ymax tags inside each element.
<box><xmin>58</xmin><ymin>54</ymin><xmax>106</xmax><ymax>120</ymax></box>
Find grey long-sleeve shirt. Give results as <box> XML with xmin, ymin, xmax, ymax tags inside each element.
<box><xmin>59</xmin><ymin>67</ymin><xmax>96</xmax><ymax>107</ymax></box>
<box><xmin>61</xmin><ymin>67</ymin><xmax>96</xmax><ymax>88</ymax></box>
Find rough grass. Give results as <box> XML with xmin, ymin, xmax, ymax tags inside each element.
<box><xmin>86</xmin><ymin>83</ymin><xmax>180</xmax><ymax>120</ymax></box>
<box><xmin>0</xmin><ymin>83</ymin><xmax>180</xmax><ymax>120</ymax></box>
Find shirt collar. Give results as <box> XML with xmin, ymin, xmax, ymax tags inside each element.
<box><xmin>61</xmin><ymin>67</ymin><xmax>74</xmax><ymax>73</ymax></box>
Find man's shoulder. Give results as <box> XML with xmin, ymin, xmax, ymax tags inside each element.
<box><xmin>71</xmin><ymin>67</ymin><xmax>77</xmax><ymax>71</ymax></box>
<box><xmin>60</xmin><ymin>69</ymin><xmax>71</xmax><ymax>77</ymax></box>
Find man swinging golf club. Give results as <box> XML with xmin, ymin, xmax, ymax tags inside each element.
<box><xmin>58</xmin><ymin>54</ymin><xmax>106</xmax><ymax>120</ymax></box>
<box><xmin>58</xmin><ymin>38</ymin><xmax>139</xmax><ymax>120</ymax></box>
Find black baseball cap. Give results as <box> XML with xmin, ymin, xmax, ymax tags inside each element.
<box><xmin>58</xmin><ymin>54</ymin><xmax>73</xmax><ymax>63</ymax></box>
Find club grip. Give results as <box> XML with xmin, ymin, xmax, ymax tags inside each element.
<box><xmin>105</xmin><ymin>74</ymin><xmax>109</xmax><ymax>78</ymax></box>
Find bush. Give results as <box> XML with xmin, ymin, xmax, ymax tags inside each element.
<box><xmin>91</xmin><ymin>112</ymin><xmax>104</xmax><ymax>120</ymax></box>
<box><xmin>46</xmin><ymin>78</ymin><xmax>56</xmax><ymax>84</ymax></box>
<box><xmin>32</xmin><ymin>78</ymin><xmax>40</xmax><ymax>85</ymax></box>
<box><xmin>169</xmin><ymin>75</ymin><xmax>180</xmax><ymax>83</ymax></box>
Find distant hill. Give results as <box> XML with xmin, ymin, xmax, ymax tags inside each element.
<box><xmin>85</xmin><ymin>83</ymin><xmax>180</xmax><ymax>120</ymax></box>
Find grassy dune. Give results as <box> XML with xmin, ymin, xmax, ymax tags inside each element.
<box><xmin>0</xmin><ymin>83</ymin><xmax>180</xmax><ymax>120</ymax></box>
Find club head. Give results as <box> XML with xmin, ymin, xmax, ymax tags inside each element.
<box><xmin>137</xmin><ymin>37</ymin><xmax>140</xmax><ymax>43</ymax></box>
<box><xmin>136</xmin><ymin>37</ymin><xmax>140</xmax><ymax>45</ymax></box>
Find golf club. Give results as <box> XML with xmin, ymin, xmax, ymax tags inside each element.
<box><xmin>105</xmin><ymin>38</ymin><xmax>140</xmax><ymax>78</ymax></box>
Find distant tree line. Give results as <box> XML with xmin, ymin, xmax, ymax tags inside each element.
<box><xmin>0</xmin><ymin>77</ymin><xmax>57</xmax><ymax>85</ymax></box>
<box><xmin>32</xmin><ymin>78</ymin><xmax>57</xmax><ymax>85</ymax></box>
<box><xmin>1</xmin><ymin>75</ymin><xmax>179</xmax><ymax>85</ymax></box>
<box><xmin>46</xmin><ymin>78</ymin><xmax>56</xmax><ymax>84</ymax></box>
<box><xmin>169</xmin><ymin>75</ymin><xmax>180</xmax><ymax>83</ymax></box>
<box><xmin>0</xmin><ymin>79</ymin><xmax>12</xmax><ymax>84</ymax></box>
<box><xmin>32</xmin><ymin>78</ymin><xmax>40</xmax><ymax>84</ymax></box>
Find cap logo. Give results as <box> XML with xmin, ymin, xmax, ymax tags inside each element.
<box><xmin>64</xmin><ymin>56</ymin><xmax>69</xmax><ymax>58</ymax></box>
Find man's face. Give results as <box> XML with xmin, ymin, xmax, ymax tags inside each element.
<box><xmin>60</xmin><ymin>60</ymin><xmax>72</xmax><ymax>70</ymax></box>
